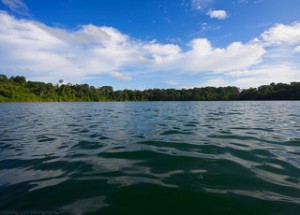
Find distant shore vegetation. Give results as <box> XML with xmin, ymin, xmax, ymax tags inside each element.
<box><xmin>0</xmin><ymin>74</ymin><xmax>300</xmax><ymax>102</ymax></box>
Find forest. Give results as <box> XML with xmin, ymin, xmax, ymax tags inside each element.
<box><xmin>0</xmin><ymin>74</ymin><xmax>300</xmax><ymax>102</ymax></box>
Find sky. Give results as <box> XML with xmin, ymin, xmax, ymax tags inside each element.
<box><xmin>0</xmin><ymin>0</ymin><xmax>300</xmax><ymax>89</ymax></box>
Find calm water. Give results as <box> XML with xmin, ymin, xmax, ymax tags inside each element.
<box><xmin>0</xmin><ymin>102</ymin><xmax>300</xmax><ymax>214</ymax></box>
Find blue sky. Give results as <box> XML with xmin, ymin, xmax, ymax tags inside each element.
<box><xmin>0</xmin><ymin>0</ymin><xmax>300</xmax><ymax>89</ymax></box>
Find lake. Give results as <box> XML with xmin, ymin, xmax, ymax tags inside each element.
<box><xmin>0</xmin><ymin>101</ymin><xmax>300</xmax><ymax>214</ymax></box>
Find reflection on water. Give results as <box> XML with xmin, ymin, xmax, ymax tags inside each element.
<box><xmin>0</xmin><ymin>101</ymin><xmax>300</xmax><ymax>214</ymax></box>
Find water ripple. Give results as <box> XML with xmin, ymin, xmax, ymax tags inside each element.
<box><xmin>0</xmin><ymin>101</ymin><xmax>300</xmax><ymax>214</ymax></box>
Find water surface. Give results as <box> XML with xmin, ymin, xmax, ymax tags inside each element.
<box><xmin>0</xmin><ymin>101</ymin><xmax>300</xmax><ymax>214</ymax></box>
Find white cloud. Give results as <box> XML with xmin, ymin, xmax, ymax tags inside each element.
<box><xmin>142</xmin><ymin>42</ymin><xmax>181</xmax><ymax>65</ymax></box>
<box><xmin>0</xmin><ymin>12</ymin><xmax>140</xmax><ymax>83</ymax></box>
<box><xmin>203</xmin><ymin>64</ymin><xmax>299</xmax><ymax>88</ymax></box>
<box><xmin>0</xmin><ymin>12</ymin><xmax>299</xmax><ymax>88</ymax></box>
<box><xmin>109</xmin><ymin>71</ymin><xmax>132</xmax><ymax>81</ymax></box>
<box><xmin>229</xmin><ymin>64</ymin><xmax>299</xmax><ymax>88</ymax></box>
<box><xmin>261</xmin><ymin>23</ymin><xmax>300</xmax><ymax>45</ymax></box>
<box><xmin>172</xmin><ymin>39</ymin><xmax>265</xmax><ymax>73</ymax></box>
<box><xmin>207</xmin><ymin>10</ymin><xmax>229</xmax><ymax>20</ymax></box>
<box><xmin>1</xmin><ymin>0</ymin><xmax>29</xmax><ymax>16</ymax></box>
<box><xmin>0</xmin><ymin>12</ymin><xmax>266</xmax><ymax>83</ymax></box>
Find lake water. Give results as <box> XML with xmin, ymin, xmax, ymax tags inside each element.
<box><xmin>0</xmin><ymin>101</ymin><xmax>300</xmax><ymax>214</ymax></box>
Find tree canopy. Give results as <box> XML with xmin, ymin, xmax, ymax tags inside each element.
<box><xmin>0</xmin><ymin>74</ymin><xmax>300</xmax><ymax>102</ymax></box>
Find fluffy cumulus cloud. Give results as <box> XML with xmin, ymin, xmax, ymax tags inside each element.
<box><xmin>261</xmin><ymin>22</ymin><xmax>300</xmax><ymax>45</ymax></box>
<box><xmin>0</xmin><ymin>11</ymin><xmax>299</xmax><ymax>87</ymax></box>
<box><xmin>203</xmin><ymin>22</ymin><xmax>300</xmax><ymax>88</ymax></box>
<box><xmin>230</xmin><ymin>65</ymin><xmax>300</xmax><ymax>88</ymax></box>
<box><xmin>189</xmin><ymin>0</ymin><xmax>228</xmax><ymax>20</ymax></box>
<box><xmin>203</xmin><ymin>64</ymin><xmax>299</xmax><ymax>88</ymax></box>
<box><xmin>0</xmin><ymin>11</ymin><xmax>142</xmax><ymax>82</ymax></box>
<box><xmin>207</xmin><ymin>10</ymin><xmax>229</xmax><ymax>20</ymax></box>
<box><xmin>141</xmin><ymin>42</ymin><xmax>181</xmax><ymax>65</ymax></box>
<box><xmin>171</xmin><ymin>39</ymin><xmax>265</xmax><ymax>73</ymax></box>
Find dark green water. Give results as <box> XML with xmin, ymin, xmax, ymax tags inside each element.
<box><xmin>0</xmin><ymin>102</ymin><xmax>299</xmax><ymax>214</ymax></box>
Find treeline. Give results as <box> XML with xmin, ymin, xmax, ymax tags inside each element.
<box><xmin>0</xmin><ymin>74</ymin><xmax>300</xmax><ymax>102</ymax></box>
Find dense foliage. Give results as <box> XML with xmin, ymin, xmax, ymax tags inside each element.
<box><xmin>0</xmin><ymin>74</ymin><xmax>300</xmax><ymax>102</ymax></box>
